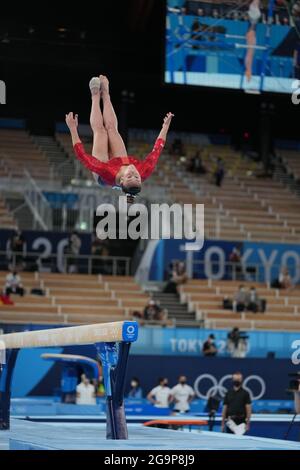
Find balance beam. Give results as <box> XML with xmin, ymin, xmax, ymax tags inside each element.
<box><xmin>0</xmin><ymin>320</ymin><xmax>138</xmax><ymax>439</ymax></box>
<box><xmin>0</xmin><ymin>321</ymin><xmax>137</xmax><ymax>349</ymax></box>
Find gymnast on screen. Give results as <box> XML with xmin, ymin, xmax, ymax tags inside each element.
<box><xmin>245</xmin><ymin>0</ymin><xmax>261</xmax><ymax>81</ymax></box>
<box><xmin>66</xmin><ymin>75</ymin><xmax>174</xmax><ymax>202</ymax></box>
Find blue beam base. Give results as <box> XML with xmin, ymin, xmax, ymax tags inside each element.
<box><xmin>0</xmin><ymin>349</ymin><xmax>19</xmax><ymax>430</ymax></box>
<box><xmin>95</xmin><ymin>341</ymin><xmax>131</xmax><ymax>439</ymax></box>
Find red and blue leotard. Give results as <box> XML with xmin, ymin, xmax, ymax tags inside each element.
<box><xmin>73</xmin><ymin>138</ymin><xmax>165</xmax><ymax>186</ymax></box>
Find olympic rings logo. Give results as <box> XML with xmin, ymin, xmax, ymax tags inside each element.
<box><xmin>194</xmin><ymin>374</ymin><xmax>266</xmax><ymax>400</ymax></box>
<box><xmin>126</xmin><ymin>325</ymin><xmax>135</xmax><ymax>334</ymax></box>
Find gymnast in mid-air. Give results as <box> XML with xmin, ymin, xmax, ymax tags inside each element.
<box><xmin>245</xmin><ymin>0</ymin><xmax>261</xmax><ymax>81</ymax></box>
<box><xmin>66</xmin><ymin>75</ymin><xmax>174</xmax><ymax>201</ymax></box>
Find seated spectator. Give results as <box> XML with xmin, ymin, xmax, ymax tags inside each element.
<box><xmin>147</xmin><ymin>377</ymin><xmax>172</xmax><ymax>409</ymax></box>
<box><xmin>279</xmin><ymin>267</ymin><xmax>294</xmax><ymax>290</ymax></box>
<box><xmin>7</xmin><ymin>229</ymin><xmax>26</xmax><ymax>270</ymax></box>
<box><xmin>246</xmin><ymin>286</ymin><xmax>266</xmax><ymax>313</ymax></box>
<box><xmin>164</xmin><ymin>261</ymin><xmax>188</xmax><ymax>294</ymax></box>
<box><xmin>142</xmin><ymin>299</ymin><xmax>168</xmax><ymax>322</ymax></box>
<box><xmin>227</xmin><ymin>327</ymin><xmax>248</xmax><ymax>359</ymax></box>
<box><xmin>76</xmin><ymin>374</ymin><xmax>96</xmax><ymax>405</ymax></box>
<box><xmin>4</xmin><ymin>270</ymin><xmax>25</xmax><ymax>297</ymax></box>
<box><xmin>128</xmin><ymin>377</ymin><xmax>143</xmax><ymax>399</ymax></box>
<box><xmin>202</xmin><ymin>334</ymin><xmax>218</xmax><ymax>356</ymax></box>
<box><xmin>144</xmin><ymin>299</ymin><xmax>161</xmax><ymax>321</ymax></box>
<box><xmin>232</xmin><ymin>285</ymin><xmax>248</xmax><ymax>312</ymax></box>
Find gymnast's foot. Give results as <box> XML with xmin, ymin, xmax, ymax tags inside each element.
<box><xmin>89</xmin><ymin>77</ymin><xmax>101</xmax><ymax>96</ymax></box>
<box><xmin>245</xmin><ymin>68</ymin><xmax>252</xmax><ymax>82</ymax></box>
<box><xmin>100</xmin><ymin>75</ymin><xmax>109</xmax><ymax>95</ymax></box>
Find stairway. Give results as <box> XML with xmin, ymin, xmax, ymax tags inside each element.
<box><xmin>32</xmin><ymin>135</ymin><xmax>75</xmax><ymax>186</ymax></box>
<box><xmin>274</xmin><ymin>155</ymin><xmax>300</xmax><ymax>198</ymax></box>
<box><xmin>151</xmin><ymin>291</ymin><xmax>197</xmax><ymax>327</ymax></box>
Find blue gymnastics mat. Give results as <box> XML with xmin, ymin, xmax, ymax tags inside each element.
<box><xmin>1</xmin><ymin>419</ymin><xmax>300</xmax><ymax>450</ymax></box>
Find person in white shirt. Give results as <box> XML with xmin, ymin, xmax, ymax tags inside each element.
<box><xmin>76</xmin><ymin>374</ymin><xmax>96</xmax><ymax>405</ymax></box>
<box><xmin>170</xmin><ymin>375</ymin><xmax>195</xmax><ymax>413</ymax></box>
<box><xmin>4</xmin><ymin>271</ymin><xmax>25</xmax><ymax>297</ymax></box>
<box><xmin>147</xmin><ymin>377</ymin><xmax>171</xmax><ymax>408</ymax></box>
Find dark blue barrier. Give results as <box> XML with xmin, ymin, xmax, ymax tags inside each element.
<box><xmin>8</xmin><ymin>347</ymin><xmax>300</xmax><ymax>403</ymax></box>
<box><xmin>126</xmin><ymin>356</ymin><xmax>299</xmax><ymax>401</ymax></box>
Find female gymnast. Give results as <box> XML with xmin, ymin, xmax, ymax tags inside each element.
<box><xmin>66</xmin><ymin>75</ymin><xmax>174</xmax><ymax>202</ymax></box>
<box><xmin>245</xmin><ymin>0</ymin><xmax>261</xmax><ymax>81</ymax></box>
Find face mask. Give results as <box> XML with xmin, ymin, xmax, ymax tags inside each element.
<box><xmin>233</xmin><ymin>380</ymin><xmax>242</xmax><ymax>387</ymax></box>
<box><xmin>131</xmin><ymin>381</ymin><xmax>137</xmax><ymax>388</ymax></box>
<box><xmin>179</xmin><ymin>380</ymin><xmax>186</xmax><ymax>385</ymax></box>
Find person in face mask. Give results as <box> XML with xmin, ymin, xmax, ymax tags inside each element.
<box><xmin>221</xmin><ymin>372</ymin><xmax>252</xmax><ymax>434</ymax></box>
<box><xmin>170</xmin><ymin>375</ymin><xmax>195</xmax><ymax>414</ymax></box>
<box><xmin>127</xmin><ymin>377</ymin><xmax>143</xmax><ymax>399</ymax></box>
<box><xmin>147</xmin><ymin>378</ymin><xmax>172</xmax><ymax>408</ymax></box>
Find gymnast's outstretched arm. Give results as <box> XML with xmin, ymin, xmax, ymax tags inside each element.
<box><xmin>157</xmin><ymin>112</ymin><xmax>174</xmax><ymax>142</ymax></box>
<box><xmin>141</xmin><ymin>112</ymin><xmax>174</xmax><ymax>180</ymax></box>
<box><xmin>66</xmin><ymin>112</ymin><xmax>81</xmax><ymax>146</ymax></box>
<box><xmin>66</xmin><ymin>112</ymin><xmax>107</xmax><ymax>174</ymax></box>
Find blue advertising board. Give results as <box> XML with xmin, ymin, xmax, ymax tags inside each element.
<box><xmin>0</xmin><ymin>229</ymin><xmax>91</xmax><ymax>272</ymax></box>
<box><xmin>146</xmin><ymin>239</ymin><xmax>300</xmax><ymax>283</ymax></box>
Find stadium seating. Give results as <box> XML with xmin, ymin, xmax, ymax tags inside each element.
<box><xmin>1</xmin><ymin>270</ymin><xmax>299</xmax><ymax>332</ymax></box>
<box><xmin>0</xmin><ymin>272</ymin><xmax>150</xmax><ymax>325</ymax></box>
<box><xmin>0</xmin><ymin>196</ymin><xmax>17</xmax><ymax>229</ymax></box>
<box><xmin>0</xmin><ymin>129</ymin><xmax>51</xmax><ymax>180</ymax></box>
<box><xmin>180</xmin><ymin>279</ymin><xmax>300</xmax><ymax>331</ymax></box>
<box><xmin>280</xmin><ymin>150</ymin><xmax>300</xmax><ymax>182</ymax></box>
<box><xmin>138</xmin><ymin>141</ymin><xmax>300</xmax><ymax>242</ymax></box>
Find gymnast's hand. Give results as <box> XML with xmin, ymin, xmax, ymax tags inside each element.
<box><xmin>65</xmin><ymin>112</ymin><xmax>78</xmax><ymax>130</ymax></box>
<box><xmin>158</xmin><ymin>112</ymin><xmax>174</xmax><ymax>141</ymax></box>
<box><xmin>162</xmin><ymin>112</ymin><xmax>174</xmax><ymax>129</ymax></box>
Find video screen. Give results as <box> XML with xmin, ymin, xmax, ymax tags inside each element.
<box><xmin>165</xmin><ymin>0</ymin><xmax>300</xmax><ymax>93</ymax></box>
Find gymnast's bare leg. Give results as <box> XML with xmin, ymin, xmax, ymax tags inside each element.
<box><xmin>245</xmin><ymin>0</ymin><xmax>261</xmax><ymax>81</ymax></box>
<box><xmin>100</xmin><ymin>75</ymin><xmax>127</xmax><ymax>158</ymax></box>
<box><xmin>89</xmin><ymin>77</ymin><xmax>109</xmax><ymax>162</ymax></box>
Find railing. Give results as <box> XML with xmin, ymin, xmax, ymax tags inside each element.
<box><xmin>23</xmin><ymin>170</ymin><xmax>53</xmax><ymax>230</ymax></box>
<box><xmin>0</xmin><ymin>250</ymin><xmax>131</xmax><ymax>276</ymax></box>
<box><xmin>0</xmin><ymin>154</ymin><xmax>12</xmax><ymax>182</ymax></box>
